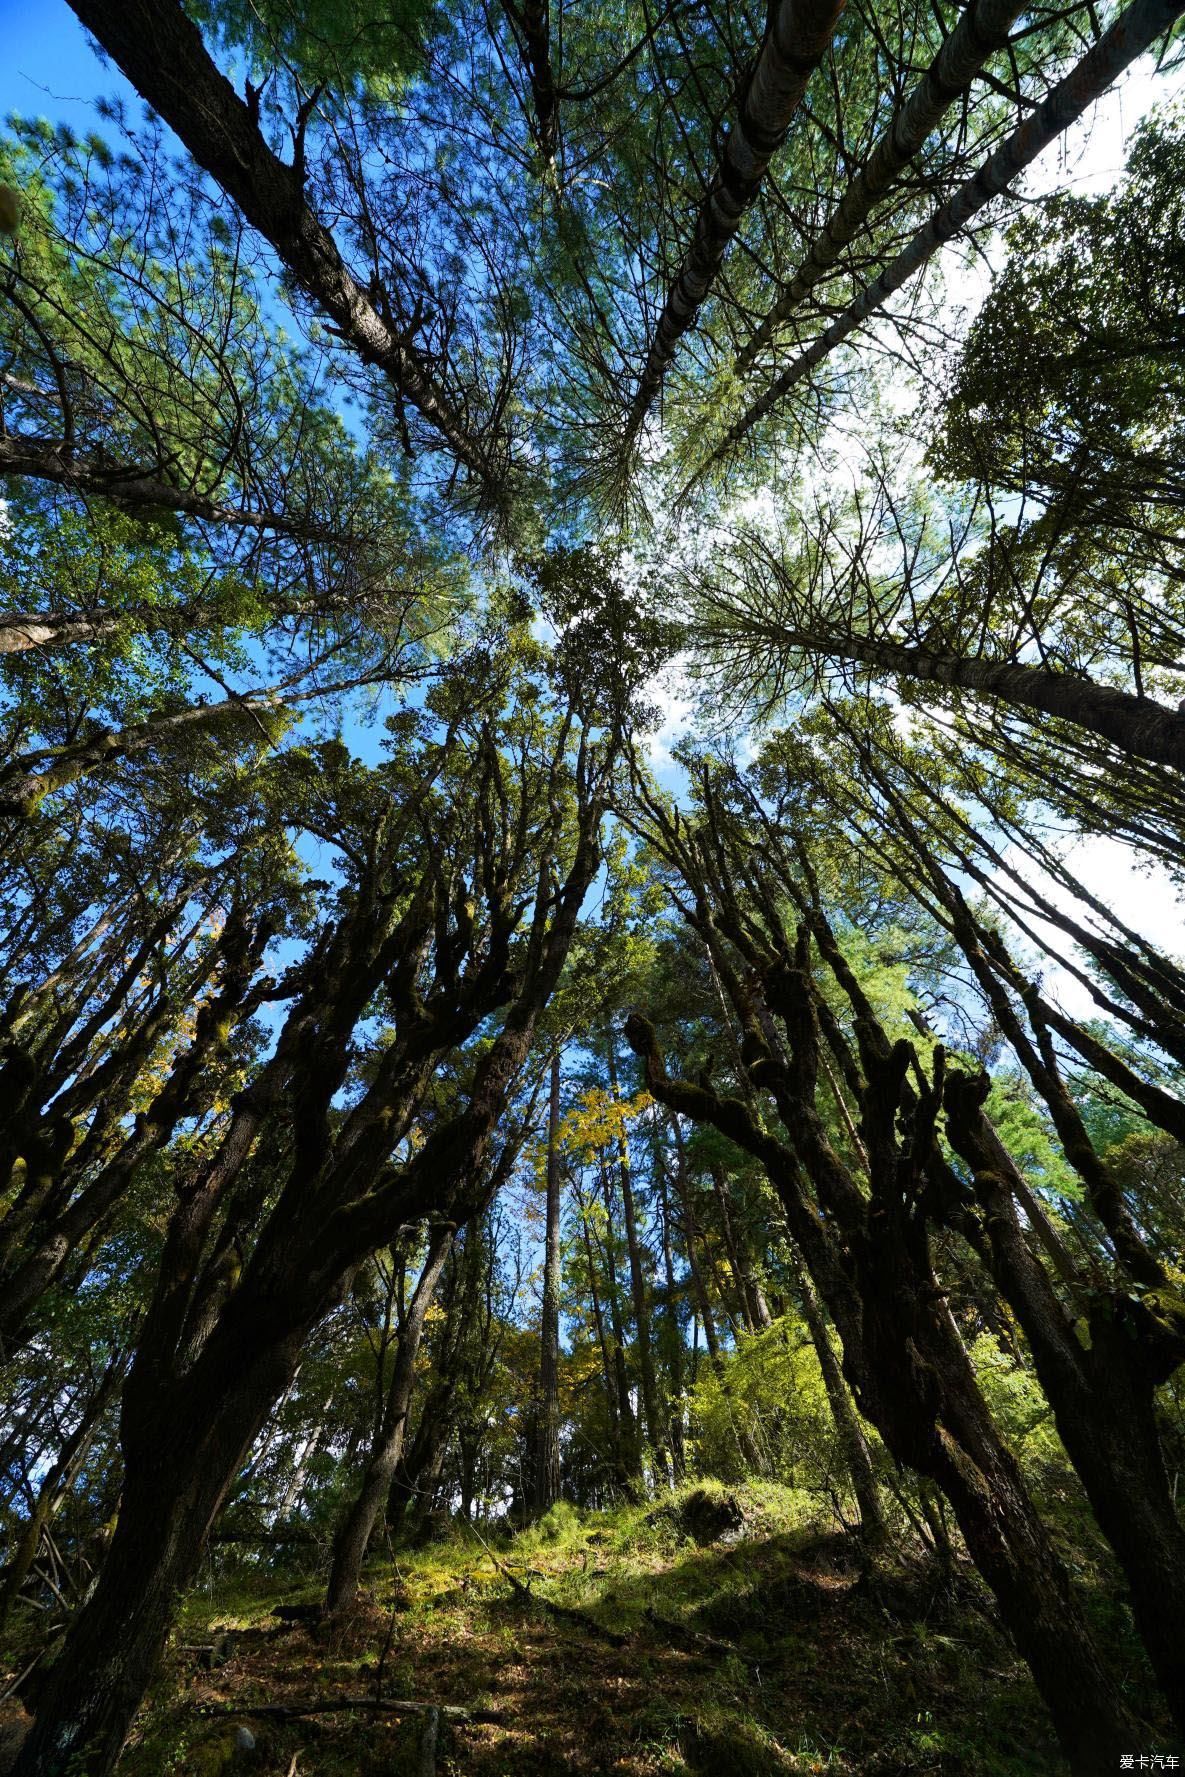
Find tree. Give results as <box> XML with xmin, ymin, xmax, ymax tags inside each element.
<box><xmin>620</xmin><ymin>762</ymin><xmax>1144</xmax><ymax>1766</ymax></box>
<box><xmin>10</xmin><ymin>663</ymin><xmax>614</xmax><ymax>1775</ymax></box>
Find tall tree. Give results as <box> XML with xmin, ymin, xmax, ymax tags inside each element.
<box><xmin>532</xmin><ymin>1048</ymin><xmax>565</xmax><ymax>1512</ymax></box>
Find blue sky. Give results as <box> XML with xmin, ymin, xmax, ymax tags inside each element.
<box><xmin>0</xmin><ymin>0</ymin><xmax>138</xmax><ymax>124</ymax></box>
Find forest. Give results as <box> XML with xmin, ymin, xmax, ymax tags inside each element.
<box><xmin>0</xmin><ymin>0</ymin><xmax>1184</xmax><ymax>1771</ymax></box>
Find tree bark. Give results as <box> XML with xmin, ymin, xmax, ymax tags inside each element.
<box><xmin>574</xmin><ymin>1180</ymin><xmax>625</xmax><ymax>1480</ymax></box>
<box><xmin>66</xmin><ymin>0</ymin><xmax>505</xmax><ymax>499</ymax></box>
<box><xmin>736</xmin><ymin>0</ymin><xmax>1027</xmax><ymax>369</ymax></box>
<box><xmin>729</xmin><ymin>615</ymin><xmax>1185</xmax><ymax>774</ymax></box>
<box><xmin>272</xmin><ymin>1393</ymin><xmax>334</xmax><ymax>1525</ymax></box>
<box><xmin>626</xmin><ymin>1012</ymin><xmax>1139</xmax><ymax>1771</ymax></box>
<box><xmin>652</xmin><ymin>1135</ymin><xmax>687</xmax><ymax>1479</ymax></box>
<box><xmin>0</xmin><ymin>608</ymin><xmax>128</xmax><ymax>656</ymax></box>
<box><xmin>11</xmin><ymin>721</ymin><xmax>608</xmax><ymax>1775</ymax></box>
<box><xmin>792</xmin><ymin>1255</ymin><xmax>885</xmax><ymax>1546</ymax></box>
<box><xmin>0</xmin><ymin>433</ymin><xmax>347</xmax><ymax>543</ymax></box>
<box><xmin>665</xmin><ymin>1114</ymin><xmax>764</xmax><ymax>1471</ymax></box>
<box><xmin>0</xmin><ymin>694</ymin><xmax>284</xmax><ymax>818</ymax></box>
<box><xmin>945</xmin><ymin>1069</ymin><xmax>1185</xmax><ymax>1734</ymax></box>
<box><xmin>0</xmin><ymin>1351</ymin><xmax>125</xmax><ymax>1629</ymax></box>
<box><xmin>501</xmin><ymin>0</ymin><xmax>558</xmax><ymax>160</ymax></box>
<box><xmin>599</xmin><ymin>1170</ymin><xmax>640</xmax><ymax>1480</ymax></box>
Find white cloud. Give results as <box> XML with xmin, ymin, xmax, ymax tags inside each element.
<box><xmin>639</xmin><ymin>662</ymin><xmax>697</xmax><ymax>777</ymax></box>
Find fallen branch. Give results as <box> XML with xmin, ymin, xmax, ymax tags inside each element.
<box><xmin>498</xmin><ymin>1563</ymin><xmax>630</xmax><ymax>1647</ymax></box>
<box><xmin>194</xmin><ymin>1696</ymin><xmax>502</xmax><ymax>1725</ymax></box>
<box><xmin>644</xmin><ymin>1607</ymin><xmax>760</xmax><ymax>1667</ymax></box>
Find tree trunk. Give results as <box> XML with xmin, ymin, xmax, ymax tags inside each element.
<box><xmin>66</xmin><ymin>0</ymin><xmax>503</xmax><ymax>497</ymax></box>
<box><xmin>0</xmin><ymin>608</ymin><xmax>127</xmax><ymax>655</ymax></box>
<box><xmin>625</xmin><ymin>0</ymin><xmax>846</xmax><ymax>439</ymax></box>
<box><xmin>793</xmin><ymin>1256</ymin><xmax>886</xmax><ymax>1546</ymax></box>
<box><xmin>272</xmin><ymin>1393</ymin><xmax>334</xmax><ymax>1524</ymax></box>
<box><xmin>599</xmin><ymin>1160</ymin><xmax>640</xmax><ymax>1479</ymax></box>
<box><xmin>0</xmin><ymin>693</ymin><xmax>283</xmax><ymax>818</ymax></box>
<box><xmin>0</xmin><ymin>431</ymin><xmax>344</xmax><ymax>542</ymax></box>
<box><xmin>709</xmin><ymin>1162</ymin><xmax>763</xmax><ymax>1332</ymax></box>
<box><xmin>0</xmin><ymin>1353</ymin><xmax>124</xmax><ymax>1629</ymax></box>
<box><xmin>666</xmin><ymin>1117</ymin><xmax>764</xmax><ymax>1471</ymax></box>
<box><xmin>736</xmin><ymin>0</ymin><xmax>1027</xmax><ymax>368</ymax></box>
<box><xmin>606</xmin><ymin>1037</ymin><xmax>669</xmax><ymax>1484</ymax></box>
<box><xmin>12</xmin><ymin>1324</ymin><xmax>307</xmax><ymax>1776</ymax></box>
<box><xmin>326</xmin><ymin>1229</ymin><xmax>454</xmax><ymax>1612</ymax></box>
<box><xmin>732</xmin><ymin>618</ymin><xmax>1185</xmax><ymax>775</ymax></box>
<box><xmin>653</xmin><ymin>1137</ymin><xmax>687</xmax><ymax>1480</ymax></box>
<box><xmin>667</xmin><ymin>1118</ymin><xmax>722</xmax><ymax>1362</ymax></box>
<box><xmin>389</xmin><ymin>1389</ymin><xmax>455</xmax><ymax>1539</ymax></box>
<box><xmin>501</xmin><ymin>0</ymin><xmax>557</xmax><ymax>159</ymax></box>
<box><xmin>627</xmin><ymin>1013</ymin><xmax>1139</xmax><ymax>1771</ymax></box>
<box><xmin>945</xmin><ymin>1071</ymin><xmax>1185</xmax><ymax>1733</ymax></box>
<box><xmin>532</xmin><ymin>1051</ymin><xmax>563</xmax><ymax>1512</ymax></box>
<box><xmin>574</xmin><ymin>1183</ymin><xmax>625</xmax><ymax>1478</ymax></box>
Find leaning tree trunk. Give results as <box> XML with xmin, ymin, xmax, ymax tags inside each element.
<box><xmin>0</xmin><ymin>693</ymin><xmax>282</xmax><ymax>818</ymax></box>
<box><xmin>729</xmin><ymin>617</ymin><xmax>1185</xmax><ymax>774</ymax></box>
<box><xmin>625</xmin><ymin>0</ymin><xmax>846</xmax><ymax>439</ymax></box>
<box><xmin>735</xmin><ymin>0</ymin><xmax>1028</xmax><ymax>368</ymax></box>
<box><xmin>11</xmin><ymin>1318</ymin><xmax>309</xmax><ymax>1777</ymax></box>
<box><xmin>65</xmin><ymin>0</ymin><xmax>504</xmax><ymax>496</ymax></box>
<box><xmin>0</xmin><ymin>608</ymin><xmax>127</xmax><ymax>656</ymax></box>
<box><xmin>944</xmin><ymin>1071</ymin><xmax>1185</xmax><ymax>1735</ymax></box>
<box><xmin>326</xmin><ymin>1227</ymin><xmax>454</xmax><ymax>1614</ymax></box>
<box><xmin>0</xmin><ymin>1353</ymin><xmax>125</xmax><ymax>1630</ymax></box>
<box><xmin>704</xmin><ymin>0</ymin><xmax>1185</xmax><ymax>469</ymax></box>
<box><xmin>803</xmin><ymin>1150</ymin><xmax>1139</xmax><ymax>1774</ymax></box>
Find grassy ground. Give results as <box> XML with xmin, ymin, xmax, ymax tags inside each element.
<box><xmin>3</xmin><ymin>1484</ymin><xmax>1074</xmax><ymax>1776</ymax></box>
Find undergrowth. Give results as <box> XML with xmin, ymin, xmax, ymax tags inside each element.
<box><xmin>1</xmin><ymin>1483</ymin><xmax>1080</xmax><ymax>1775</ymax></box>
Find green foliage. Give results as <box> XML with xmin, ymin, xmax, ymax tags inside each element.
<box><xmin>968</xmin><ymin>1336</ymin><xmax>1068</xmax><ymax>1487</ymax></box>
<box><xmin>937</xmin><ymin>104</ymin><xmax>1185</xmax><ymax>524</ymax></box>
<box><xmin>190</xmin><ymin>0</ymin><xmax>440</xmax><ymax>97</ymax></box>
<box><xmin>688</xmin><ymin>1317</ymin><xmax>873</xmax><ymax>1509</ymax></box>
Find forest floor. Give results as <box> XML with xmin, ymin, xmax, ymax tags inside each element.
<box><xmin>2</xmin><ymin>1483</ymin><xmax>1096</xmax><ymax>1776</ymax></box>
